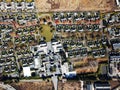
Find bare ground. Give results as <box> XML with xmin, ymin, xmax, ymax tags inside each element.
<box><xmin>11</xmin><ymin>81</ymin><xmax>81</xmax><ymax>90</ymax></box>
<box><xmin>35</xmin><ymin>0</ymin><xmax>116</xmax><ymax>12</ymax></box>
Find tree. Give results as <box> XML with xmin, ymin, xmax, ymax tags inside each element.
<box><xmin>31</xmin><ymin>72</ymin><xmax>36</xmax><ymax>77</ymax></box>
<box><xmin>59</xmin><ymin>49</ymin><xmax>66</xmax><ymax>59</ymax></box>
<box><xmin>43</xmin><ymin>37</ymin><xmax>46</xmax><ymax>41</ymax></box>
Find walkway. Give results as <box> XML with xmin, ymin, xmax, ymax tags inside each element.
<box><xmin>51</xmin><ymin>75</ymin><xmax>58</xmax><ymax>90</ymax></box>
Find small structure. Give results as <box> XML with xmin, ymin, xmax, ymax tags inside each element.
<box><xmin>116</xmin><ymin>0</ymin><xmax>120</xmax><ymax>7</ymax></box>
<box><xmin>65</xmin><ymin>71</ymin><xmax>76</xmax><ymax>78</ymax></box>
<box><xmin>94</xmin><ymin>81</ymin><xmax>111</xmax><ymax>90</ymax></box>
<box><xmin>61</xmin><ymin>63</ymin><xmax>69</xmax><ymax>75</ymax></box>
<box><xmin>23</xmin><ymin>66</ymin><xmax>31</xmax><ymax>77</ymax></box>
<box><xmin>34</xmin><ymin>56</ymin><xmax>40</xmax><ymax>69</ymax></box>
<box><xmin>25</xmin><ymin>2</ymin><xmax>35</xmax><ymax>10</ymax></box>
<box><xmin>109</xmin><ymin>55</ymin><xmax>120</xmax><ymax>78</ymax></box>
<box><xmin>15</xmin><ymin>2</ymin><xmax>25</xmax><ymax>10</ymax></box>
<box><xmin>52</xmin><ymin>41</ymin><xmax>63</xmax><ymax>53</ymax></box>
<box><xmin>113</xmin><ymin>43</ymin><xmax>120</xmax><ymax>50</ymax></box>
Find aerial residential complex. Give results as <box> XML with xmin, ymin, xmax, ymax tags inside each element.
<box><xmin>0</xmin><ymin>0</ymin><xmax>120</xmax><ymax>90</ymax></box>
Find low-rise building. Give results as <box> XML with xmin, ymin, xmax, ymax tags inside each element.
<box><xmin>94</xmin><ymin>81</ymin><xmax>111</xmax><ymax>90</ymax></box>
<box><xmin>116</xmin><ymin>0</ymin><xmax>120</xmax><ymax>7</ymax></box>
<box><xmin>23</xmin><ymin>66</ymin><xmax>31</xmax><ymax>77</ymax></box>
<box><xmin>108</xmin><ymin>53</ymin><xmax>120</xmax><ymax>78</ymax></box>
<box><xmin>113</xmin><ymin>43</ymin><xmax>120</xmax><ymax>50</ymax></box>
<box><xmin>34</xmin><ymin>56</ymin><xmax>41</xmax><ymax>69</ymax></box>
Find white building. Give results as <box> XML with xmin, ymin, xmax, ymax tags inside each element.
<box><xmin>23</xmin><ymin>66</ymin><xmax>31</xmax><ymax>77</ymax></box>
<box><xmin>30</xmin><ymin>43</ymin><xmax>48</xmax><ymax>55</ymax></box>
<box><xmin>61</xmin><ymin>63</ymin><xmax>69</xmax><ymax>75</ymax></box>
<box><xmin>16</xmin><ymin>2</ymin><xmax>25</xmax><ymax>10</ymax></box>
<box><xmin>25</xmin><ymin>2</ymin><xmax>35</xmax><ymax>10</ymax></box>
<box><xmin>34</xmin><ymin>56</ymin><xmax>41</xmax><ymax>69</ymax></box>
<box><xmin>65</xmin><ymin>71</ymin><xmax>76</xmax><ymax>77</ymax></box>
<box><xmin>4</xmin><ymin>2</ymin><xmax>15</xmax><ymax>10</ymax></box>
<box><xmin>52</xmin><ymin>41</ymin><xmax>63</xmax><ymax>53</ymax></box>
<box><xmin>116</xmin><ymin>0</ymin><xmax>120</xmax><ymax>7</ymax></box>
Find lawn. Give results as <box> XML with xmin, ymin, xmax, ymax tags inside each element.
<box><xmin>16</xmin><ymin>0</ymin><xmax>22</xmax><ymax>2</ymax></box>
<box><xmin>16</xmin><ymin>0</ymin><xmax>33</xmax><ymax>2</ymax></box>
<box><xmin>39</xmin><ymin>12</ymin><xmax>53</xmax><ymax>17</ymax></box>
<box><xmin>26</xmin><ymin>0</ymin><xmax>33</xmax><ymax>2</ymax></box>
<box><xmin>40</xmin><ymin>24</ymin><xmax>54</xmax><ymax>42</ymax></box>
<box><xmin>6</xmin><ymin>0</ymin><xmax>12</xmax><ymax>2</ymax></box>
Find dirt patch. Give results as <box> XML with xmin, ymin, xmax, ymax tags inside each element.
<box><xmin>35</xmin><ymin>0</ymin><xmax>116</xmax><ymax>12</ymax></box>
<box><xmin>11</xmin><ymin>81</ymin><xmax>81</xmax><ymax>90</ymax></box>
<box><xmin>58</xmin><ymin>81</ymin><xmax>81</xmax><ymax>90</ymax></box>
<box><xmin>11</xmin><ymin>82</ymin><xmax>53</xmax><ymax>90</ymax></box>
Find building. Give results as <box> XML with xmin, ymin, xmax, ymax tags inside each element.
<box><xmin>65</xmin><ymin>71</ymin><xmax>76</xmax><ymax>78</ymax></box>
<box><xmin>61</xmin><ymin>62</ymin><xmax>69</xmax><ymax>75</ymax></box>
<box><xmin>15</xmin><ymin>2</ymin><xmax>25</xmax><ymax>10</ymax></box>
<box><xmin>109</xmin><ymin>54</ymin><xmax>120</xmax><ymax>78</ymax></box>
<box><xmin>116</xmin><ymin>0</ymin><xmax>120</xmax><ymax>7</ymax></box>
<box><xmin>0</xmin><ymin>1</ymin><xmax>4</xmax><ymax>11</ymax></box>
<box><xmin>25</xmin><ymin>2</ymin><xmax>35</xmax><ymax>10</ymax></box>
<box><xmin>23</xmin><ymin>66</ymin><xmax>31</xmax><ymax>77</ymax></box>
<box><xmin>30</xmin><ymin>42</ymin><xmax>48</xmax><ymax>55</ymax></box>
<box><xmin>51</xmin><ymin>41</ymin><xmax>63</xmax><ymax>53</ymax></box>
<box><xmin>110</xmin><ymin>38</ymin><xmax>120</xmax><ymax>50</ymax></box>
<box><xmin>4</xmin><ymin>2</ymin><xmax>15</xmax><ymax>10</ymax></box>
<box><xmin>94</xmin><ymin>81</ymin><xmax>111</xmax><ymax>90</ymax></box>
<box><xmin>113</xmin><ymin>43</ymin><xmax>120</xmax><ymax>50</ymax></box>
<box><xmin>114</xmin><ymin>86</ymin><xmax>120</xmax><ymax>90</ymax></box>
<box><xmin>86</xmin><ymin>83</ymin><xmax>94</xmax><ymax>90</ymax></box>
<box><xmin>34</xmin><ymin>56</ymin><xmax>41</xmax><ymax>69</ymax></box>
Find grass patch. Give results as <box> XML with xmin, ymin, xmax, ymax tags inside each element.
<box><xmin>97</xmin><ymin>63</ymin><xmax>108</xmax><ymax>75</ymax></box>
<box><xmin>26</xmin><ymin>0</ymin><xmax>33</xmax><ymax>2</ymax></box>
<box><xmin>38</xmin><ymin>12</ymin><xmax>53</xmax><ymax>17</ymax></box>
<box><xmin>40</xmin><ymin>24</ymin><xmax>54</xmax><ymax>42</ymax></box>
<box><xmin>6</xmin><ymin>0</ymin><xmax>12</xmax><ymax>2</ymax></box>
<box><xmin>16</xmin><ymin>0</ymin><xmax>22</xmax><ymax>2</ymax></box>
